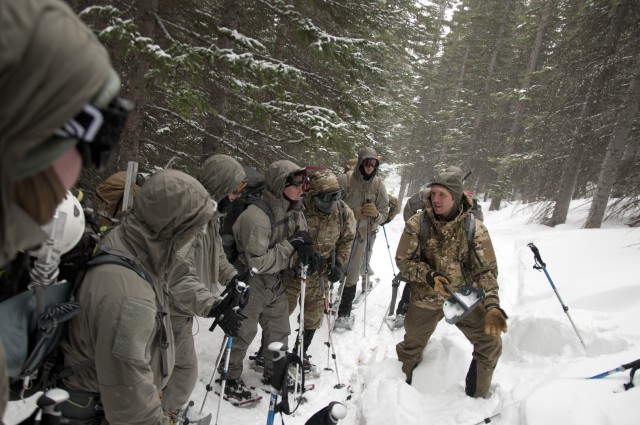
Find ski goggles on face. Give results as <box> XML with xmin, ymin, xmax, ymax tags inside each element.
<box><xmin>285</xmin><ymin>170</ymin><xmax>309</xmax><ymax>188</ymax></box>
<box><xmin>54</xmin><ymin>97</ymin><xmax>133</xmax><ymax>171</ymax></box>
<box><xmin>232</xmin><ymin>180</ymin><xmax>248</xmax><ymax>196</ymax></box>
<box><xmin>362</xmin><ymin>158</ymin><xmax>378</xmax><ymax>168</ymax></box>
<box><xmin>317</xmin><ymin>189</ymin><xmax>342</xmax><ymax>204</ymax></box>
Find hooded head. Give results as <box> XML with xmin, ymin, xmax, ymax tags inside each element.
<box><xmin>428</xmin><ymin>166</ymin><xmax>464</xmax><ymax>216</ymax></box>
<box><xmin>356</xmin><ymin>147</ymin><xmax>380</xmax><ymax>181</ymax></box>
<box><xmin>132</xmin><ymin>169</ymin><xmax>215</xmax><ymax>249</ymax></box>
<box><xmin>307</xmin><ymin>168</ymin><xmax>342</xmax><ymax>214</ymax></box>
<box><xmin>197</xmin><ymin>154</ymin><xmax>246</xmax><ymax>211</ymax></box>
<box><xmin>0</xmin><ymin>0</ymin><xmax>122</xmax><ymax>266</ymax></box>
<box><xmin>266</xmin><ymin>160</ymin><xmax>307</xmax><ymax>203</ymax></box>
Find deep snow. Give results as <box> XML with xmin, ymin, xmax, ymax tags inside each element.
<box><xmin>6</xmin><ymin>167</ymin><xmax>640</xmax><ymax>425</ymax></box>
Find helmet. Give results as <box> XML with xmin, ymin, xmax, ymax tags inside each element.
<box><xmin>33</xmin><ymin>192</ymin><xmax>85</xmax><ymax>256</ymax></box>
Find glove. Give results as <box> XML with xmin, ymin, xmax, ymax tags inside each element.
<box><xmin>327</xmin><ymin>260</ymin><xmax>343</xmax><ymax>283</ymax></box>
<box><xmin>226</xmin><ymin>275</ymin><xmax>239</xmax><ymax>293</ymax></box>
<box><xmin>353</xmin><ymin>207</ymin><xmax>364</xmax><ymax>220</ymax></box>
<box><xmin>425</xmin><ymin>270</ymin><xmax>451</xmax><ymax>297</ymax></box>
<box><xmin>287</xmin><ymin>230</ymin><xmax>312</xmax><ymax>250</ymax></box>
<box><xmin>288</xmin><ymin>230</ymin><xmax>314</xmax><ymax>267</ymax></box>
<box><xmin>361</xmin><ymin>202</ymin><xmax>378</xmax><ymax>218</ymax></box>
<box><xmin>212</xmin><ymin>305</ymin><xmax>247</xmax><ymax>337</ymax></box>
<box><xmin>484</xmin><ymin>306</ymin><xmax>508</xmax><ymax>336</ymax></box>
<box><xmin>208</xmin><ymin>293</ymin><xmax>248</xmax><ymax>337</ymax></box>
<box><xmin>307</xmin><ymin>253</ymin><xmax>324</xmax><ymax>276</ymax></box>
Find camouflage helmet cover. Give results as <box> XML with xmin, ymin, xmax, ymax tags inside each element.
<box><xmin>307</xmin><ymin>168</ymin><xmax>340</xmax><ymax>197</ymax></box>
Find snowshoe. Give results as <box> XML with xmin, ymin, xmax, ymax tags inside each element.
<box><xmin>383</xmin><ymin>313</ymin><xmax>404</xmax><ymax>330</ymax></box>
<box><xmin>215</xmin><ymin>378</ymin><xmax>262</xmax><ymax>407</ymax></box>
<box><xmin>261</xmin><ymin>371</ymin><xmax>315</xmax><ymax>394</ymax></box>
<box><xmin>333</xmin><ymin>315</ymin><xmax>355</xmax><ymax>331</ymax></box>
<box><xmin>352</xmin><ymin>278</ymin><xmax>380</xmax><ymax>309</ymax></box>
<box><xmin>174</xmin><ymin>403</ymin><xmax>212</xmax><ymax>425</ymax></box>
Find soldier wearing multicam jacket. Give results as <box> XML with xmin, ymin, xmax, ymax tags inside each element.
<box><xmin>395</xmin><ymin>166</ymin><xmax>507</xmax><ymax>398</ymax></box>
<box><xmin>285</xmin><ymin>169</ymin><xmax>356</xmax><ymax>361</ymax></box>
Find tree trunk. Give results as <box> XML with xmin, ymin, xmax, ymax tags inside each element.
<box><xmin>549</xmin><ymin>0</ymin><xmax>630</xmax><ymax>226</ymax></box>
<box><xmin>468</xmin><ymin>0</ymin><xmax>510</xmax><ymax>148</ymax></box>
<box><xmin>584</xmin><ymin>54</ymin><xmax>640</xmax><ymax>228</ymax></box>
<box><xmin>118</xmin><ymin>0</ymin><xmax>159</xmax><ymax>168</ymax></box>
<box><xmin>489</xmin><ymin>0</ymin><xmax>553</xmax><ymax>211</ymax></box>
<box><xmin>202</xmin><ymin>0</ymin><xmax>241</xmax><ymax>163</ymax></box>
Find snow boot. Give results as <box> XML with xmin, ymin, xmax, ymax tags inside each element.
<box><xmin>249</xmin><ymin>347</ymin><xmax>264</xmax><ymax>372</ymax></box>
<box><xmin>223</xmin><ymin>378</ymin><xmax>261</xmax><ymax>406</ymax></box>
<box><xmin>394</xmin><ymin>313</ymin><xmax>405</xmax><ymax>329</ymax></box>
<box><xmin>333</xmin><ymin>314</ymin><xmax>355</xmax><ymax>331</ymax></box>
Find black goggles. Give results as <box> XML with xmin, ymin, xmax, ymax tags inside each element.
<box><xmin>285</xmin><ymin>170</ymin><xmax>310</xmax><ymax>188</ymax></box>
<box><xmin>317</xmin><ymin>189</ymin><xmax>342</xmax><ymax>204</ymax></box>
<box><xmin>54</xmin><ymin>97</ymin><xmax>133</xmax><ymax>171</ymax></box>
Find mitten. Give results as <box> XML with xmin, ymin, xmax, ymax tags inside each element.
<box><xmin>361</xmin><ymin>203</ymin><xmax>378</xmax><ymax>218</ymax></box>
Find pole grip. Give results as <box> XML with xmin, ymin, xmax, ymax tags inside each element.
<box><xmin>527</xmin><ymin>243</ymin><xmax>546</xmax><ymax>268</ymax></box>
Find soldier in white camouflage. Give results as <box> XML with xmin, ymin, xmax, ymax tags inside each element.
<box><xmin>395</xmin><ymin>166</ymin><xmax>507</xmax><ymax>398</ymax></box>
<box><xmin>285</xmin><ymin>169</ymin><xmax>356</xmax><ymax>367</ymax></box>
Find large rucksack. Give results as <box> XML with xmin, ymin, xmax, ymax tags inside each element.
<box><xmin>0</xmin><ymin>192</ymin><xmax>155</xmax><ymax>401</ymax></box>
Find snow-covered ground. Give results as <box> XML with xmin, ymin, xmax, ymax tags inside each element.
<box><xmin>6</xmin><ymin>167</ymin><xmax>640</xmax><ymax>424</ymax></box>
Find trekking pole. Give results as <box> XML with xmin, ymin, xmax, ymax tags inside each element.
<box><xmin>214</xmin><ymin>336</ymin><xmax>233</xmax><ymax>425</ymax></box>
<box><xmin>587</xmin><ymin>358</ymin><xmax>640</xmax><ymax>380</ymax></box>
<box><xmin>200</xmin><ymin>335</ymin><xmax>228</xmax><ymax>415</ymax></box>
<box><xmin>266</xmin><ymin>342</ymin><xmax>287</xmax><ymax>425</ymax></box>
<box><xmin>381</xmin><ymin>225</ymin><xmax>397</xmax><ymax>277</ymax></box>
<box><xmin>35</xmin><ymin>388</ymin><xmax>69</xmax><ymax>425</ymax></box>
<box><xmin>527</xmin><ymin>243</ymin><xmax>586</xmax><ymax>350</ymax></box>
<box><xmin>319</xmin><ymin>275</ymin><xmax>344</xmax><ymax>389</ymax></box>
<box><xmin>293</xmin><ymin>262</ymin><xmax>308</xmax><ymax>400</ymax></box>
<box><xmin>363</xmin><ymin>218</ymin><xmax>371</xmax><ymax>337</ymax></box>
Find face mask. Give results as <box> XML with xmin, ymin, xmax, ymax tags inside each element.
<box><xmin>217</xmin><ymin>196</ymin><xmax>232</xmax><ymax>213</ymax></box>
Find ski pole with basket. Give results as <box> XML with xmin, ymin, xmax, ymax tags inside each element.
<box><xmin>527</xmin><ymin>242</ymin><xmax>586</xmax><ymax>350</ymax></box>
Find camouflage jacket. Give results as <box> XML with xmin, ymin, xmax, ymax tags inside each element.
<box><xmin>395</xmin><ymin>196</ymin><xmax>499</xmax><ymax>310</ymax></box>
<box><xmin>304</xmin><ymin>198</ymin><xmax>356</xmax><ymax>273</ymax></box>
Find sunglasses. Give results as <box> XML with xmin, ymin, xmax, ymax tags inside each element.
<box><xmin>285</xmin><ymin>170</ymin><xmax>309</xmax><ymax>187</ymax></box>
<box><xmin>363</xmin><ymin>159</ymin><xmax>378</xmax><ymax>168</ymax></box>
<box><xmin>55</xmin><ymin>97</ymin><xmax>133</xmax><ymax>171</ymax></box>
<box><xmin>232</xmin><ymin>181</ymin><xmax>248</xmax><ymax>196</ymax></box>
<box><xmin>317</xmin><ymin>190</ymin><xmax>342</xmax><ymax>203</ymax></box>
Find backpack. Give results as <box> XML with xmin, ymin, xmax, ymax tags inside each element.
<box><xmin>384</xmin><ymin>194</ymin><xmax>399</xmax><ymax>224</ymax></box>
<box><xmin>94</xmin><ymin>170</ymin><xmax>141</xmax><ymax>227</ymax></box>
<box><xmin>0</xmin><ymin>194</ymin><xmax>155</xmax><ymax>401</ymax></box>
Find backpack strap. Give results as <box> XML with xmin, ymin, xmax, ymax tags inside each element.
<box><xmin>249</xmin><ymin>198</ymin><xmax>287</xmax><ymax>230</ymax></box>
<box><xmin>66</xmin><ymin>248</ymin><xmax>171</xmax><ymax>378</ymax></box>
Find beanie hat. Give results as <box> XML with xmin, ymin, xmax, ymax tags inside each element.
<box><xmin>428</xmin><ymin>166</ymin><xmax>464</xmax><ymax>203</ymax></box>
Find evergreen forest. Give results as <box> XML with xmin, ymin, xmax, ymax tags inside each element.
<box><xmin>72</xmin><ymin>0</ymin><xmax>640</xmax><ymax>227</ymax></box>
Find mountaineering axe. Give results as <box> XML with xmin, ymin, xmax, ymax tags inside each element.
<box><xmin>527</xmin><ymin>243</ymin><xmax>586</xmax><ymax>350</ymax></box>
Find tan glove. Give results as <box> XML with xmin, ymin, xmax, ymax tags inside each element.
<box><xmin>425</xmin><ymin>270</ymin><xmax>451</xmax><ymax>298</ymax></box>
<box><xmin>361</xmin><ymin>202</ymin><xmax>378</xmax><ymax>218</ymax></box>
<box><xmin>484</xmin><ymin>306</ymin><xmax>508</xmax><ymax>336</ymax></box>
<box><xmin>353</xmin><ymin>207</ymin><xmax>364</xmax><ymax>220</ymax></box>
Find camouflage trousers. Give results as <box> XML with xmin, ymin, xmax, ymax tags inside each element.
<box><xmin>285</xmin><ymin>273</ymin><xmax>327</xmax><ymax>330</ymax></box>
<box><xmin>396</xmin><ymin>303</ymin><xmax>502</xmax><ymax>398</ymax></box>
